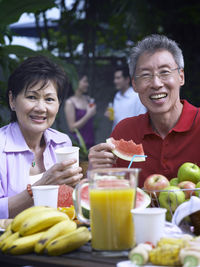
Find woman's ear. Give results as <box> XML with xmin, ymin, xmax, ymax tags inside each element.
<box><xmin>8</xmin><ymin>91</ymin><xmax>15</xmax><ymax>111</ymax></box>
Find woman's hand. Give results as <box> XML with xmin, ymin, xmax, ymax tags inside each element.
<box><xmin>86</xmin><ymin>103</ymin><xmax>96</xmax><ymax>117</ymax></box>
<box><xmin>88</xmin><ymin>143</ymin><xmax>116</xmax><ymax>169</ymax></box>
<box><xmin>36</xmin><ymin>159</ymin><xmax>83</xmax><ymax>187</ymax></box>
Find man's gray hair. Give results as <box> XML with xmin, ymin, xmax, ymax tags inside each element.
<box><xmin>128</xmin><ymin>34</ymin><xmax>184</xmax><ymax>78</ymax></box>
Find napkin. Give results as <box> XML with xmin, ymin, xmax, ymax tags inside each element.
<box><xmin>172</xmin><ymin>196</ymin><xmax>200</xmax><ymax>226</ymax></box>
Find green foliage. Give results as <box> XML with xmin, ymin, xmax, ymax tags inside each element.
<box><xmin>0</xmin><ymin>0</ymin><xmax>78</xmax><ymax>125</ymax></box>
<box><xmin>0</xmin><ymin>0</ymin><xmax>55</xmax><ymax>26</ymax></box>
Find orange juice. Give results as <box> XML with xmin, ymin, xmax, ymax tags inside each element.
<box><xmin>90</xmin><ymin>187</ymin><xmax>135</xmax><ymax>251</ymax></box>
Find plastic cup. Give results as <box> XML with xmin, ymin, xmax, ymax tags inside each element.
<box><xmin>32</xmin><ymin>185</ymin><xmax>59</xmax><ymax>208</ymax></box>
<box><xmin>131</xmin><ymin>207</ymin><xmax>167</xmax><ymax>246</ymax></box>
<box><xmin>55</xmin><ymin>146</ymin><xmax>80</xmax><ymax>168</ymax></box>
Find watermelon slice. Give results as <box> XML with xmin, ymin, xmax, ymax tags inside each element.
<box><xmin>57</xmin><ymin>184</ymin><xmax>74</xmax><ymax>207</ymax></box>
<box><xmin>73</xmin><ymin>183</ymin><xmax>89</xmax><ymax>219</ymax></box>
<box><xmin>106</xmin><ymin>137</ymin><xmax>145</xmax><ymax>162</ymax></box>
<box><xmin>135</xmin><ymin>187</ymin><xmax>151</xmax><ymax>209</ymax></box>
<box><xmin>73</xmin><ymin>184</ymin><xmax>150</xmax><ymax>219</ymax></box>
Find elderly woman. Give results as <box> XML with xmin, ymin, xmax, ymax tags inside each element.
<box><xmin>0</xmin><ymin>56</ymin><xmax>83</xmax><ymax>218</ymax></box>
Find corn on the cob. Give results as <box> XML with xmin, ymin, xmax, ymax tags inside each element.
<box><xmin>157</xmin><ymin>237</ymin><xmax>187</xmax><ymax>247</ymax></box>
<box><xmin>149</xmin><ymin>244</ymin><xmax>182</xmax><ymax>266</ymax></box>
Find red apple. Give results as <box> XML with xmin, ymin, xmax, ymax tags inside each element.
<box><xmin>178</xmin><ymin>181</ymin><xmax>196</xmax><ymax>199</ymax></box>
<box><xmin>144</xmin><ymin>174</ymin><xmax>170</xmax><ymax>195</ymax></box>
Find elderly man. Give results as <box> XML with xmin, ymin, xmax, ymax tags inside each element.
<box><xmin>89</xmin><ymin>34</ymin><xmax>200</xmax><ymax>187</ymax></box>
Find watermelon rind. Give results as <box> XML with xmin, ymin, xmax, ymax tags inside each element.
<box><xmin>135</xmin><ymin>187</ymin><xmax>151</xmax><ymax>209</ymax></box>
<box><xmin>106</xmin><ymin>138</ymin><xmax>146</xmax><ymax>162</ymax></box>
<box><xmin>73</xmin><ymin>184</ymin><xmax>90</xmax><ymax>219</ymax></box>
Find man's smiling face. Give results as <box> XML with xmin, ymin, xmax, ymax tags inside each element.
<box><xmin>132</xmin><ymin>50</ymin><xmax>185</xmax><ymax>115</ymax></box>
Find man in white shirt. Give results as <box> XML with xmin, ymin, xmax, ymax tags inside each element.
<box><xmin>111</xmin><ymin>66</ymin><xmax>147</xmax><ymax>129</ymax></box>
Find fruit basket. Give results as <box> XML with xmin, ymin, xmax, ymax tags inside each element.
<box><xmin>143</xmin><ymin>188</ymin><xmax>200</xmax><ymax>223</ymax></box>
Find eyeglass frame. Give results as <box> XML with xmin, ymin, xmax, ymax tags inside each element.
<box><xmin>134</xmin><ymin>67</ymin><xmax>181</xmax><ymax>83</ymax></box>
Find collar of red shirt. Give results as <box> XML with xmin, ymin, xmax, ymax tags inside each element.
<box><xmin>142</xmin><ymin>100</ymin><xmax>198</xmax><ymax>138</ymax></box>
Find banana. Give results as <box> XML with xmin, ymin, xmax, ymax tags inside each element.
<box><xmin>11</xmin><ymin>206</ymin><xmax>53</xmax><ymax>232</ymax></box>
<box><xmin>7</xmin><ymin>231</ymin><xmax>45</xmax><ymax>255</ymax></box>
<box><xmin>45</xmin><ymin>226</ymin><xmax>91</xmax><ymax>256</ymax></box>
<box><xmin>1</xmin><ymin>232</ymin><xmax>19</xmax><ymax>253</ymax></box>
<box><xmin>35</xmin><ymin>219</ymin><xmax>77</xmax><ymax>254</ymax></box>
<box><xmin>19</xmin><ymin>209</ymin><xmax>69</xmax><ymax>236</ymax></box>
<box><xmin>0</xmin><ymin>224</ymin><xmax>13</xmax><ymax>247</ymax></box>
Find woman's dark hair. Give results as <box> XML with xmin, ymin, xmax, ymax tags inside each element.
<box><xmin>6</xmin><ymin>55</ymin><xmax>69</xmax><ymax>122</ymax></box>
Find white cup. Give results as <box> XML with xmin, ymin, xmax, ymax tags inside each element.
<box><xmin>131</xmin><ymin>207</ymin><xmax>167</xmax><ymax>246</ymax></box>
<box><xmin>55</xmin><ymin>146</ymin><xmax>80</xmax><ymax>168</ymax></box>
<box><xmin>32</xmin><ymin>185</ymin><xmax>59</xmax><ymax>208</ymax></box>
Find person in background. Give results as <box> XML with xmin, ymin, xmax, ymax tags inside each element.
<box><xmin>88</xmin><ymin>34</ymin><xmax>200</xmax><ymax>188</ymax></box>
<box><xmin>105</xmin><ymin>65</ymin><xmax>146</xmax><ymax>129</ymax></box>
<box><xmin>65</xmin><ymin>74</ymin><xmax>96</xmax><ymax>150</ymax></box>
<box><xmin>0</xmin><ymin>55</ymin><xmax>83</xmax><ymax>219</ymax></box>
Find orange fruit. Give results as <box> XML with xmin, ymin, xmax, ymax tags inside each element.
<box><xmin>58</xmin><ymin>205</ymin><xmax>76</xmax><ymax>220</ymax></box>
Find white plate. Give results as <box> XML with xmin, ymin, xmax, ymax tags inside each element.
<box><xmin>117</xmin><ymin>260</ymin><xmax>163</xmax><ymax>267</ymax></box>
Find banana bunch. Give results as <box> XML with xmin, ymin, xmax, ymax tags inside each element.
<box><xmin>45</xmin><ymin>226</ymin><xmax>91</xmax><ymax>256</ymax></box>
<box><xmin>0</xmin><ymin>206</ymin><xmax>91</xmax><ymax>255</ymax></box>
<box><xmin>149</xmin><ymin>237</ymin><xmax>190</xmax><ymax>266</ymax></box>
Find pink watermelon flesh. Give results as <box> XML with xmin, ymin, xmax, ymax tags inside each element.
<box><xmin>57</xmin><ymin>184</ymin><xmax>74</xmax><ymax>207</ymax></box>
<box><xmin>106</xmin><ymin>137</ymin><xmax>145</xmax><ymax>161</ymax></box>
<box><xmin>135</xmin><ymin>187</ymin><xmax>151</xmax><ymax>208</ymax></box>
<box><xmin>97</xmin><ymin>179</ymin><xmax>129</xmax><ymax>188</ymax></box>
<box><xmin>80</xmin><ymin>184</ymin><xmax>89</xmax><ymax>206</ymax></box>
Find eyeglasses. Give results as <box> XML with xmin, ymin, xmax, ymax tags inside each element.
<box><xmin>135</xmin><ymin>67</ymin><xmax>180</xmax><ymax>84</ymax></box>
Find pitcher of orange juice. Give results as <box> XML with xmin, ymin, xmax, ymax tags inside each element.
<box><xmin>75</xmin><ymin>168</ymin><xmax>140</xmax><ymax>256</ymax></box>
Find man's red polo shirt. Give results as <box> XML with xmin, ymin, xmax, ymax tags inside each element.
<box><xmin>111</xmin><ymin>100</ymin><xmax>200</xmax><ymax>188</ymax></box>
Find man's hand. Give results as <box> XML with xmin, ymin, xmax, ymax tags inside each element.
<box><xmin>88</xmin><ymin>143</ymin><xmax>116</xmax><ymax>169</ymax></box>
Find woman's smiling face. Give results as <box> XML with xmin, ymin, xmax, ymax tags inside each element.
<box><xmin>9</xmin><ymin>80</ymin><xmax>59</xmax><ymax>138</ymax></box>
<box><xmin>132</xmin><ymin>50</ymin><xmax>185</xmax><ymax>115</ymax></box>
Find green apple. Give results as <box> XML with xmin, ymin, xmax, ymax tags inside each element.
<box><xmin>158</xmin><ymin>185</ymin><xmax>185</xmax><ymax>212</ymax></box>
<box><xmin>195</xmin><ymin>181</ymin><xmax>200</xmax><ymax>197</ymax></box>
<box><xmin>177</xmin><ymin>162</ymin><xmax>200</xmax><ymax>184</ymax></box>
<box><xmin>169</xmin><ymin>178</ymin><xmax>179</xmax><ymax>186</ymax></box>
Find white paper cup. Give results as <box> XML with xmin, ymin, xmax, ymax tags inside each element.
<box><xmin>55</xmin><ymin>146</ymin><xmax>80</xmax><ymax>168</ymax></box>
<box><xmin>131</xmin><ymin>207</ymin><xmax>167</xmax><ymax>246</ymax></box>
<box><xmin>32</xmin><ymin>185</ymin><xmax>59</xmax><ymax>208</ymax></box>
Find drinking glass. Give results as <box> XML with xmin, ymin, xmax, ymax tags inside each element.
<box><xmin>75</xmin><ymin>168</ymin><xmax>140</xmax><ymax>256</ymax></box>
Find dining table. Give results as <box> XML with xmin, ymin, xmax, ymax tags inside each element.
<box><xmin>0</xmin><ymin>242</ymin><xmax>128</xmax><ymax>267</ymax></box>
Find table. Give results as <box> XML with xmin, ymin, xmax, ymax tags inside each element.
<box><xmin>0</xmin><ymin>242</ymin><xmax>128</xmax><ymax>267</ymax></box>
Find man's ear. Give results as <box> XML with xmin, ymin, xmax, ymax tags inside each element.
<box><xmin>179</xmin><ymin>68</ymin><xmax>185</xmax><ymax>86</ymax></box>
<box><xmin>131</xmin><ymin>77</ymin><xmax>139</xmax><ymax>93</ymax></box>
